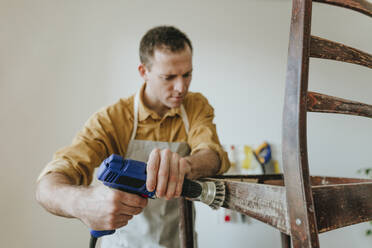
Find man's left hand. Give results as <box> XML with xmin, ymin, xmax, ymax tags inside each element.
<box><xmin>146</xmin><ymin>148</ymin><xmax>191</xmax><ymax>200</ymax></box>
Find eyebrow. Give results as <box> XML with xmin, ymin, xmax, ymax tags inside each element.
<box><xmin>160</xmin><ymin>69</ymin><xmax>193</xmax><ymax>77</ymax></box>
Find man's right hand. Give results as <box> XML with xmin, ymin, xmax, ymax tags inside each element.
<box><xmin>77</xmin><ymin>184</ymin><xmax>148</xmax><ymax>231</ymax></box>
<box><xmin>36</xmin><ymin>172</ymin><xmax>148</xmax><ymax>231</ymax></box>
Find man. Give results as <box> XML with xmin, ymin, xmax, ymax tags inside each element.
<box><xmin>36</xmin><ymin>26</ymin><xmax>230</xmax><ymax>247</ymax></box>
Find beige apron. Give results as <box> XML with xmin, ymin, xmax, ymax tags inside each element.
<box><xmin>101</xmin><ymin>92</ymin><xmax>191</xmax><ymax>248</ymax></box>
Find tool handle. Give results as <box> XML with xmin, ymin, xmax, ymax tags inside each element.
<box><xmin>90</xmin><ymin>155</ymin><xmax>204</xmax><ymax>241</ymax></box>
<box><xmin>90</xmin><ymin>229</ymin><xmax>115</xmax><ymax>238</ymax></box>
<box><xmin>254</xmin><ymin>142</ymin><xmax>272</xmax><ymax>165</ymax></box>
<box><xmin>89</xmin><ymin>179</ymin><xmax>201</xmax><ymax>239</ymax></box>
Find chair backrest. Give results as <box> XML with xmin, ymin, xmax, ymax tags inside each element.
<box><xmin>282</xmin><ymin>0</ymin><xmax>371</xmax><ymax>247</ymax></box>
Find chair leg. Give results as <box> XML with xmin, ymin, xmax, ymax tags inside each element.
<box><xmin>179</xmin><ymin>198</ymin><xmax>195</xmax><ymax>248</ymax></box>
<box><xmin>281</xmin><ymin>232</ymin><xmax>291</xmax><ymax>248</ymax></box>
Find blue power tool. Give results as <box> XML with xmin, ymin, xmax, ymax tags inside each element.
<box><xmin>89</xmin><ymin>154</ymin><xmax>155</xmax><ymax>241</ymax></box>
<box><xmin>89</xmin><ymin>154</ymin><xmax>225</xmax><ymax>248</ymax></box>
<box><xmin>97</xmin><ymin>154</ymin><xmax>155</xmax><ymax>199</ymax></box>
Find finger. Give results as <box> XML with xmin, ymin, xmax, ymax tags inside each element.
<box><xmin>117</xmin><ymin>203</ymin><xmax>144</xmax><ymax>216</ymax></box>
<box><xmin>113</xmin><ymin>214</ymin><xmax>133</xmax><ymax>228</ymax></box>
<box><xmin>146</xmin><ymin>148</ymin><xmax>160</xmax><ymax>192</ymax></box>
<box><xmin>117</xmin><ymin>214</ymin><xmax>133</xmax><ymax>222</ymax></box>
<box><xmin>175</xmin><ymin>158</ymin><xmax>191</xmax><ymax>196</ymax></box>
<box><xmin>116</xmin><ymin>190</ymin><xmax>148</xmax><ymax>208</ymax></box>
<box><xmin>165</xmin><ymin>153</ymin><xmax>179</xmax><ymax>199</ymax></box>
<box><xmin>156</xmin><ymin>149</ymin><xmax>171</xmax><ymax>198</ymax></box>
<box><xmin>108</xmin><ymin>193</ymin><xmax>146</xmax><ymax>216</ymax></box>
<box><xmin>114</xmin><ymin>214</ymin><xmax>133</xmax><ymax>223</ymax></box>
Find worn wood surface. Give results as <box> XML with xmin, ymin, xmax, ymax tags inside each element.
<box><xmin>215</xmin><ymin>180</ymin><xmax>290</xmax><ymax>234</ymax></box>
<box><xmin>202</xmin><ymin>175</ymin><xmax>372</xmax><ymax>245</ymax></box>
<box><xmin>307</xmin><ymin>91</ymin><xmax>372</xmax><ymax>118</ymax></box>
<box><xmin>313</xmin><ymin>0</ymin><xmax>372</xmax><ymax>17</ymax></box>
<box><xmin>310</xmin><ymin>175</ymin><xmax>372</xmax><ymax>185</ymax></box>
<box><xmin>213</xmin><ymin>174</ymin><xmax>285</xmax><ymax>186</ymax></box>
<box><xmin>260</xmin><ymin>175</ymin><xmax>372</xmax><ymax>187</ymax></box>
<box><xmin>283</xmin><ymin>0</ymin><xmax>320</xmax><ymax>246</ymax></box>
<box><xmin>310</xmin><ymin>36</ymin><xmax>372</xmax><ymax>68</ymax></box>
<box><xmin>179</xmin><ymin>199</ymin><xmax>195</xmax><ymax>248</ymax></box>
<box><xmin>213</xmin><ymin>174</ymin><xmax>283</xmax><ymax>182</ymax></box>
<box><xmin>213</xmin><ymin>175</ymin><xmax>372</xmax><ymax>186</ymax></box>
<box><xmin>313</xmin><ymin>182</ymin><xmax>372</xmax><ymax>233</ymax></box>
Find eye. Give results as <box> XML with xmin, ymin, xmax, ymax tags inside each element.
<box><xmin>183</xmin><ymin>72</ymin><xmax>192</xmax><ymax>78</ymax></box>
<box><xmin>163</xmin><ymin>75</ymin><xmax>176</xmax><ymax>81</ymax></box>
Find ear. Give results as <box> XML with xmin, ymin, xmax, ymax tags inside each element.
<box><xmin>138</xmin><ymin>64</ymin><xmax>148</xmax><ymax>81</ymax></box>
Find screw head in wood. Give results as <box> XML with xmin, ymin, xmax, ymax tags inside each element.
<box><xmin>296</xmin><ymin>218</ymin><xmax>302</xmax><ymax>226</ymax></box>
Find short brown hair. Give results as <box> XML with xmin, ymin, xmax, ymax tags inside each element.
<box><xmin>139</xmin><ymin>26</ymin><xmax>193</xmax><ymax>68</ymax></box>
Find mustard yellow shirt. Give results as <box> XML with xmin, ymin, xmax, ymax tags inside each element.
<box><xmin>38</xmin><ymin>84</ymin><xmax>230</xmax><ymax>185</ymax></box>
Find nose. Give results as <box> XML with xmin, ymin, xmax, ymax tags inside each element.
<box><xmin>173</xmin><ymin>78</ymin><xmax>186</xmax><ymax>95</ymax></box>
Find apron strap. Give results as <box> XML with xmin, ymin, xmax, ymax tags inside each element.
<box><xmin>130</xmin><ymin>91</ymin><xmax>189</xmax><ymax>140</ymax></box>
<box><xmin>180</xmin><ymin>104</ymin><xmax>189</xmax><ymax>134</ymax></box>
<box><xmin>130</xmin><ymin>92</ymin><xmax>140</xmax><ymax>141</ymax></box>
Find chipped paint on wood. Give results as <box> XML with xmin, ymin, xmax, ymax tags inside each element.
<box><xmin>311</xmin><ymin>176</ymin><xmax>372</xmax><ymax>186</ymax></box>
<box><xmin>313</xmin><ymin>0</ymin><xmax>372</xmax><ymax>17</ymax></box>
<box><xmin>222</xmin><ymin>180</ymin><xmax>290</xmax><ymax>234</ymax></box>
<box><xmin>310</xmin><ymin>36</ymin><xmax>372</xmax><ymax>68</ymax></box>
<box><xmin>313</xmin><ymin>182</ymin><xmax>372</xmax><ymax>233</ymax></box>
<box><xmin>307</xmin><ymin>91</ymin><xmax>372</xmax><ymax>118</ymax></box>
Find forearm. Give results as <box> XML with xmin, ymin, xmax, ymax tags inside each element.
<box><xmin>185</xmin><ymin>148</ymin><xmax>221</xmax><ymax>180</ymax></box>
<box><xmin>35</xmin><ymin>172</ymin><xmax>86</xmax><ymax>219</ymax></box>
<box><xmin>36</xmin><ymin>171</ymin><xmax>148</xmax><ymax>230</ymax></box>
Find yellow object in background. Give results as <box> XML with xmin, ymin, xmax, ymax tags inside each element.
<box><xmin>241</xmin><ymin>145</ymin><xmax>253</xmax><ymax>169</ymax></box>
<box><xmin>254</xmin><ymin>142</ymin><xmax>271</xmax><ymax>165</ymax></box>
<box><xmin>273</xmin><ymin>160</ymin><xmax>280</xmax><ymax>173</ymax></box>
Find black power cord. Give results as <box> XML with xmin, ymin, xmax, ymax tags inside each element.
<box><xmin>89</xmin><ymin>235</ymin><xmax>98</xmax><ymax>248</ymax></box>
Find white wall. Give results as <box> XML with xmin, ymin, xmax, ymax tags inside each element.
<box><xmin>0</xmin><ymin>0</ymin><xmax>371</xmax><ymax>247</ymax></box>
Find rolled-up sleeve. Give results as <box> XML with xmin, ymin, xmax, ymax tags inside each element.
<box><xmin>187</xmin><ymin>93</ymin><xmax>230</xmax><ymax>174</ymax></box>
<box><xmin>37</xmin><ymin>108</ymin><xmax>118</xmax><ymax>185</ymax></box>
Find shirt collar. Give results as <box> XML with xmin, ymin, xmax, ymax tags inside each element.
<box><xmin>138</xmin><ymin>83</ymin><xmax>182</xmax><ymax>121</ymax></box>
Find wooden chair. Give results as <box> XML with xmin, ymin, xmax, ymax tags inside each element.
<box><xmin>179</xmin><ymin>0</ymin><xmax>372</xmax><ymax>247</ymax></box>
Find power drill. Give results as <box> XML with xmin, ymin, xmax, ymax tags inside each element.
<box><xmin>89</xmin><ymin>154</ymin><xmax>225</xmax><ymax>248</ymax></box>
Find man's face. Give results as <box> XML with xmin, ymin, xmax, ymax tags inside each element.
<box><xmin>139</xmin><ymin>46</ymin><xmax>193</xmax><ymax>115</ymax></box>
